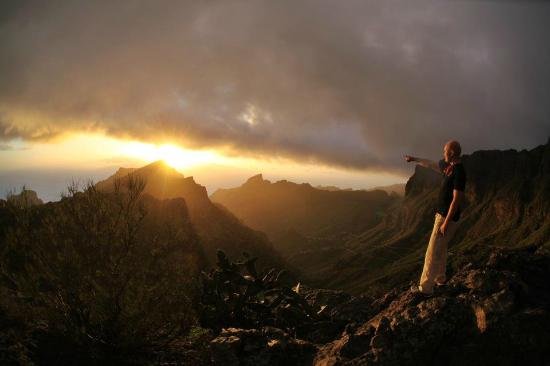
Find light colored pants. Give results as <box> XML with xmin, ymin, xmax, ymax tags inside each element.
<box><xmin>419</xmin><ymin>212</ymin><xmax>459</xmax><ymax>294</ymax></box>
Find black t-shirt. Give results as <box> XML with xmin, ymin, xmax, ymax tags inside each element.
<box><xmin>435</xmin><ymin>159</ymin><xmax>466</xmax><ymax>222</ymax></box>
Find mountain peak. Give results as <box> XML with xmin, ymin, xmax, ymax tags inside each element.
<box><xmin>404</xmin><ymin>164</ymin><xmax>442</xmax><ymax>197</ymax></box>
<box><xmin>94</xmin><ymin>160</ymin><xmax>213</xmax><ymax>212</ymax></box>
<box><xmin>141</xmin><ymin>160</ymin><xmax>182</xmax><ymax>175</ymax></box>
<box><xmin>113</xmin><ymin>167</ymin><xmax>137</xmax><ymax>178</ymax></box>
<box><xmin>245</xmin><ymin>173</ymin><xmax>266</xmax><ymax>185</ymax></box>
<box><xmin>109</xmin><ymin>161</ymin><xmax>183</xmax><ymax>182</ymax></box>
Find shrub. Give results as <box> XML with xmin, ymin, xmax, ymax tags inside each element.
<box><xmin>0</xmin><ymin>176</ymin><xmax>200</xmax><ymax>364</ymax></box>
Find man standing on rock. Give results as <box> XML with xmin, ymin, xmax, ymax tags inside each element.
<box><xmin>404</xmin><ymin>140</ymin><xmax>467</xmax><ymax>296</ymax></box>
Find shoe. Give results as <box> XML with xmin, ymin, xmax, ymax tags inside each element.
<box><xmin>410</xmin><ymin>285</ymin><xmax>433</xmax><ymax>296</ymax></box>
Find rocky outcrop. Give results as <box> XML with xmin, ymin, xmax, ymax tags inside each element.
<box><xmin>404</xmin><ymin>165</ymin><xmax>442</xmax><ymax>197</ymax></box>
<box><xmin>314</xmin><ymin>244</ymin><xmax>550</xmax><ymax>366</ymax></box>
<box><xmin>244</xmin><ymin>173</ymin><xmax>270</xmax><ymax>186</ymax></box>
<box><xmin>210</xmin><ymin>327</ymin><xmax>317</xmax><ymax>366</ymax></box>
<box><xmin>205</xmin><ymin>244</ymin><xmax>550</xmax><ymax>365</ymax></box>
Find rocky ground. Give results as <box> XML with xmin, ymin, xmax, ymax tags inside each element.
<box><xmin>206</xmin><ymin>244</ymin><xmax>550</xmax><ymax>365</ymax></box>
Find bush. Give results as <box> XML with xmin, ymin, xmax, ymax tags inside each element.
<box><xmin>198</xmin><ymin>250</ymin><xmax>317</xmax><ymax>334</ymax></box>
<box><xmin>0</xmin><ymin>176</ymin><xmax>201</xmax><ymax>364</ymax></box>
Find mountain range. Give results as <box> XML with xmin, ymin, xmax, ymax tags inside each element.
<box><xmin>211</xmin><ymin>138</ymin><xmax>550</xmax><ymax>296</ymax></box>
<box><xmin>210</xmin><ymin>174</ymin><xmax>399</xmax><ymax>283</ymax></box>
<box><xmin>8</xmin><ymin>138</ymin><xmax>549</xmax><ymax>297</ymax></box>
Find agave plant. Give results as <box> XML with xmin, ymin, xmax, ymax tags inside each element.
<box><xmin>198</xmin><ymin>250</ymin><xmax>318</xmax><ymax>333</ymax></box>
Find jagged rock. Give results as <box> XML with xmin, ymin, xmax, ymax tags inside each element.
<box><xmin>205</xmin><ymin>243</ymin><xmax>550</xmax><ymax>365</ymax></box>
<box><xmin>295</xmin><ymin>286</ymin><xmax>376</xmax><ymax>343</ymax></box>
<box><xmin>210</xmin><ymin>334</ymin><xmax>241</xmax><ymax>366</ymax></box>
<box><xmin>302</xmin><ymin>288</ymin><xmax>353</xmax><ymax>309</ymax></box>
<box><xmin>302</xmin><ymin>320</ymin><xmax>344</xmax><ymax>344</ymax></box>
<box><xmin>210</xmin><ymin>326</ymin><xmax>317</xmax><ymax>366</ymax></box>
<box><xmin>313</xmin><ymin>245</ymin><xmax>550</xmax><ymax>366</ymax></box>
<box><xmin>244</xmin><ymin>173</ymin><xmax>268</xmax><ymax>185</ymax></box>
<box><xmin>340</xmin><ymin>331</ymin><xmax>374</xmax><ymax>359</ymax></box>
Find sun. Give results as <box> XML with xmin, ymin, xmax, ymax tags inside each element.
<box><xmin>119</xmin><ymin>141</ymin><xmax>222</xmax><ymax>169</ymax></box>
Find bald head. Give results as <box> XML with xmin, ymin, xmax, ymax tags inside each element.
<box><xmin>444</xmin><ymin>140</ymin><xmax>462</xmax><ymax>162</ymax></box>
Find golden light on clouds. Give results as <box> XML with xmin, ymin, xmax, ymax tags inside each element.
<box><xmin>0</xmin><ymin>132</ymin><xmax>233</xmax><ymax>170</ymax></box>
<box><xmin>0</xmin><ymin>131</ymin><xmax>407</xmax><ymax>202</ymax></box>
<box><xmin>1</xmin><ymin>133</ymin><xmax>124</xmax><ymax>169</ymax></box>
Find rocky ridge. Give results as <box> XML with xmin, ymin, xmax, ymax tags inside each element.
<box><xmin>208</xmin><ymin>244</ymin><xmax>550</xmax><ymax>365</ymax></box>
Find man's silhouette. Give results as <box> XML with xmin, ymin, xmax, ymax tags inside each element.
<box><xmin>404</xmin><ymin>140</ymin><xmax>467</xmax><ymax>295</ymax></box>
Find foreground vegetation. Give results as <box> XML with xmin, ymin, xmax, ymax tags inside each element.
<box><xmin>0</xmin><ymin>179</ymin><xmax>201</xmax><ymax>364</ymax></box>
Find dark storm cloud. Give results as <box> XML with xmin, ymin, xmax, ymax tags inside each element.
<box><xmin>0</xmin><ymin>0</ymin><xmax>549</xmax><ymax>175</ymax></box>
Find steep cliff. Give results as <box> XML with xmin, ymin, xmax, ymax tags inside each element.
<box><xmin>324</xmin><ymin>138</ymin><xmax>550</xmax><ymax>296</ymax></box>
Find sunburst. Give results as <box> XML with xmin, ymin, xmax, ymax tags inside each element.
<box><xmin>119</xmin><ymin>142</ymin><xmax>220</xmax><ymax>169</ymax></box>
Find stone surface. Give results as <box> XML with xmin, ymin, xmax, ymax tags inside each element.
<box><xmin>205</xmin><ymin>245</ymin><xmax>550</xmax><ymax>365</ymax></box>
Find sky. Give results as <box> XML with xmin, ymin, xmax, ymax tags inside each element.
<box><xmin>1</xmin><ymin>0</ymin><xmax>549</xmax><ymax>202</ymax></box>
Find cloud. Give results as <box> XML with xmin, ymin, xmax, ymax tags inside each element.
<box><xmin>0</xmin><ymin>0</ymin><xmax>549</xmax><ymax>175</ymax></box>
<box><xmin>0</xmin><ymin>116</ymin><xmax>59</xmax><ymax>141</ymax></box>
<box><xmin>0</xmin><ymin>144</ymin><xmax>28</xmax><ymax>151</ymax></box>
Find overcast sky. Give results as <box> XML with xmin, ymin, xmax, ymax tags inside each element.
<box><xmin>1</xmin><ymin>0</ymin><xmax>549</xmax><ymax>200</ymax></box>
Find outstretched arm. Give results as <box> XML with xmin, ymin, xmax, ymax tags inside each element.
<box><xmin>404</xmin><ymin>155</ymin><xmax>441</xmax><ymax>174</ymax></box>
